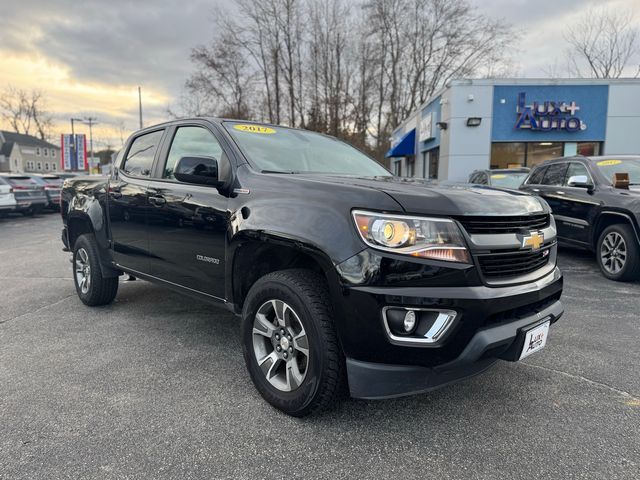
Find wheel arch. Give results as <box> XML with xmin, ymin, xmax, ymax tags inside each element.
<box><xmin>227</xmin><ymin>232</ymin><xmax>339</xmax><ymax>314</ymax></box>
<box><xmin>67</xmin><ymin>212</ymin><xmax>120</xmax><ymax>278</ymax></box>
<box><xmin>592</xmin><ymin>211</ymin><xmax>640</xmax><ymax>249</ymax></box>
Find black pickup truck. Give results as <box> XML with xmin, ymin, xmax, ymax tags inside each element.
<box><xmin>61</xmin><ymin>118</ymin><xmax>563</xmax><ymax>416</ymax></box>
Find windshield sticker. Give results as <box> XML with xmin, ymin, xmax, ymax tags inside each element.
<box><xmin>597</xmin><ymin>159</ymin><xmax>622</xmax><ymax>166</ymax></box>
<box><xmin>491</xmin><ymin>174</ymin><xmax>506</xmax><ymax>179</ymax></box>
<box><xmin>233</xmin><ymin>124</ymin><xmax>276</xmax><ymax>134</ymax></box>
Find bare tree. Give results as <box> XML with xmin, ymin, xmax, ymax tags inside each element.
<box><xmin>0</xmin><ymin>87</ymin><xmax>54</xmax><ymax>140</ymax></box>
<box><xmin>181</xmin><ymin>0</ymin><xmax>512</xmax><ymax>161</ymax></box>
<box><xmin>565</xmin><ymin>7</ymin><xmax>640</xmax><ymax>79</ymax></box>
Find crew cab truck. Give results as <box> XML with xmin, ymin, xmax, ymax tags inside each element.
<box><xmin>61</xmin><ymin>118</ymin><xmax>564</xmax><ymax>416</ymax></box>
<box><xmin>520</xmin><ymin>156</ymin><xmax>640</xmax><ymax>281</ymax></box>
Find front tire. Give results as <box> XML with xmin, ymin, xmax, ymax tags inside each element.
<box><xmin>242</xmin><ymin>269</ymin><xmax>345</xmax><ymax>417</ymax></box>
<box><xmin>596</xmin><ymin>224</ymin><xmax>640</xmax><ymax>281</ymax></box>
<box><xmin>73</xmin><ymin>234</ymin><xmax>119</xmax><ymax>306</ymax></box>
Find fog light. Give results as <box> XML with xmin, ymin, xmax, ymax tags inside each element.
<box><xmin>403</xmin><ymin>310</ymin><xmax>416</xmax><ymax>333</ymax></box>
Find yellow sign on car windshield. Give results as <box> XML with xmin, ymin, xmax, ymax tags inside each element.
<box><xmin>597</xmin><ymin>159</ymin><xmax>622</xmax><ymax>166</ymax></box>
<box><xmin>233</xmin><ymin>124</ymin><xmax>276</xmax><ymax>134</ymax></box>
<box><xmin>491</xmin><ymin>174</ymin><xmax>507</xmax><ymax>179</ymax></box>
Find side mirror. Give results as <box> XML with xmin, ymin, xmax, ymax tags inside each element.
<box><xmin>612</xmin><ymin>172</ymin><xmax>629</xmax><ymax>190</ymax></box>
<box><xmin>174</xmin><ymin>156</ymin><xmax>221</xmax><ymax>186</ymax></box>
<box><xmin>567</xmin><ymin>175</ymin><xmax>593</xmax><ymax>190</ymax></box>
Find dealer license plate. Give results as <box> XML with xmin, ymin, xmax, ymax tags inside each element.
<box><xmin>519</xmin><ymin>321</ymin><xmax>550</xmax><ymax>360</ymax></box>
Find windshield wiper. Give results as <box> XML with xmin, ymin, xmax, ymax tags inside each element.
<box><xmin>261</xmin><ymin>169</ymin><xmax>300</xmax><ymax>174</ymax></box>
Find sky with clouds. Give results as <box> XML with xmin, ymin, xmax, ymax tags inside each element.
<box><xmin>1</xmin><ymin>0</ymin><xmax>639</xmax><ymax>149</ymax></box>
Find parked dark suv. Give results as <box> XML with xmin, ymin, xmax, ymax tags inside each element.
<box><xmin>61</xmin><ymin>118</ymin><xmax>564</xmax><ymax>416</ymax></box>
<box><xmin>520</xmin><ymin>155</ymin><xmax>640</xmax><ymax>281</ymax></box>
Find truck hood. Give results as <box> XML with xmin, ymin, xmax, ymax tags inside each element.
<box><xmin>292</xmin><ymin>175</ymin><xmax>548</xmax><ymax>216</ymax></box>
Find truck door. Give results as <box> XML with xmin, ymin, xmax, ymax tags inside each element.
<box><xmin>108</xmin><ymin>129</ymin><xmax>165</xmax><ymax>274</ymax></box>
<box><xmin>552</xmin><ymin>162</ymin><xmax>597</xmax><ymax>245</ymax></box>
<box><xmin>145</xmin><ymin>124</ymin><xmax>229</xmax><ymax>301</ymax></box>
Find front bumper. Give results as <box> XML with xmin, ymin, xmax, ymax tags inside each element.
<box><xmin>347</xmin><ymin>298</ymin><xmax>562</xmax><ymax>399</ymax></box>
<box><xmin>333</xmin><ymin>267</ymin><xmax>564</xmax><ymax>399</ymax></box>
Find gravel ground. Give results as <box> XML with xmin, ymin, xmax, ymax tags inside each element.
<box><xmin>0</xmin><ymin>213</ymin><xmax>638</xmax><ymax>479</ymax></box>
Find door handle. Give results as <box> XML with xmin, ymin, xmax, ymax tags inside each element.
<box><xmin>532</xmin><ymin>188</ymin><xmax>540</xmax><ymax>193</ymax></box>
<box><xmin>149</xmin><ymin>195</ymin><xmax>166</xmax><ymax>206</ymax></box>
<box><xmin>555</xmin><ymin>191</ymin><xmax>566</xmax><ymax>195</ymax></box>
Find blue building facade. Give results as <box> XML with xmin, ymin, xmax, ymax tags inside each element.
<box><xmin>388</xmin><ymin>79</ymin><xmax>640</xmax><ymax>181</ymax></box>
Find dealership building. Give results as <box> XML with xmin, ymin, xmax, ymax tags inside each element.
<box><xmin>386</xmin><ymin>78</ymin><xmax>640</xmax><ymax>181</ymax></box>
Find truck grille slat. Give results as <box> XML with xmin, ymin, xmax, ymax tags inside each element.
<box><xmin>458</xmin><ymin>214</ymin><xmax>550</xmax><ymax>234</ymax></box>
<box><xmin>476</xmin><ymin>246</ymin><xmax>551</xmax><ymax>278</ymax></box>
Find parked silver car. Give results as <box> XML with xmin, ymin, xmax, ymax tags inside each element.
<box><xmin>0</xmin><ymin>174</ymin><xmax>47</xmax><ymax>216</ymax></box>
<box><xmin>0</xmin><ymin>176</ymin><xmax>17</xmax><ymax>216</ymax></box>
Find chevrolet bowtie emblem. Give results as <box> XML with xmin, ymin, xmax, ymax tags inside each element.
<box><xmin>522</xmin><ymin>232</ymin><xmax>544</xmax><ymax>251</ymax></box>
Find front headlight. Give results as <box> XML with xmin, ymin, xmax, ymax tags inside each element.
<box><xmin>352</xmin><ymin>210</ymin><xmax>470</xmax><ymax>263</ymax></box>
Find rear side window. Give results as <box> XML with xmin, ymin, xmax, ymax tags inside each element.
<box><xmin>122</xmin><ymin>130</ymin><xmax>164</xmax><ymax>177</ymax></box>
<box><xmin>526</xmin><ymin>166</ymin><xmax>547</xmax><ymax>185</ymax></box>
<box><xmin>541</xmin><ymin>163</ymin><xmax>568</xmax><ymax>186</ymax></box>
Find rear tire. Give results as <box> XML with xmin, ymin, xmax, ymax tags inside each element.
<box><xmin>241</xmin><ymin>269</ymin><xmax>345</xmax><ymax>417</ymax></box>
<box><xmin>596</xmin><ymin>224</ymin><xmax>640</xmax><ymax>281</ymax></box>
<box><xmin>73</xmin><ymin>234</ymin><xmax>119</xmax><ymax>306</ymax></box>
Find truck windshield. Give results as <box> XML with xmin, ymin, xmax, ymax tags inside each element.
<box><xmin>595</xmin><ymin>158</ymin><xmax>640</xmax><ymax>185</ymax></box>
<box><xmin>224</xmin><ymin>122</ymin><xmax>391</xmax><ymax>176</ymax></box>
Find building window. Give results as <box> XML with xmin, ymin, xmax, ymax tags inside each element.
<box><xmin>43</xmin><ymin>148</ymin><xmax>48</xmax><ymax>157</ymax></box>
<box><xmin>427</xmin><ymin>148</ymin><xmax>439</xmax><ymax>179</ymax></box>
<box><xmin>36</xmin><ymin>147</ymin><xmax>41</xmax><ymax>156</ymax></box>
<box><xmin>490</xmin><ymin>143</ymin><xmax>526</xmax><ymax>169</ymax></box>
<box><xmin>37</xmin><ymin>162</ymin><xmax>42</xmax><ymax>170</ymax></box>
<box><xmin>577</xmin><ymin>142</ymin><xmax>600</xmax><ymax>156</ymax></box>
<box><xmin>52</xmin><ymin>163</ymin><xmax>57</xmax><ymax>171</ymax></box>
<box><xmin>52</xmin><ymin>148</ymin><xmax>57</xmax><ymax>157</ymax></box>
<box><xmin>406</xmin><ymin>156</ymin><xmax>415</xmax><ymax>177</ymax></box>
<box><xmin>490</xmin><ymin>141</ymin><xmax>598</xmax><ymax>169</ymax></box>
<box><xmin>393</xmin><ymin>160</ymin><xmax>402</xmax><ymax>176</ymax></box>
<box><xmin>45</xmin><ymin>162</ymin><xmax>50</xmax><ymax>171</ymax></box>
<box><xmin>526</xmin><ymin>142</ymin><xmax>563</xmax><ymax>167</ymax></box>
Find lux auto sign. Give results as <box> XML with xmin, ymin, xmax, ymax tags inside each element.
<box><xmin>514</xmin><ymin>92</ymin><xmax>586</xmax><ymax>132</ymax></box>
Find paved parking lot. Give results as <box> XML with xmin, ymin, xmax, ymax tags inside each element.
<box><xmin>1</xmin><ymin>213</ymin><xmax>638</xmax><ymax>479</ymax></box>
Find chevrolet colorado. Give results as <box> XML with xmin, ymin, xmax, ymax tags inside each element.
<box><xmin>61</xmin><ymin>118</ymin><xmax>564</xmax><ymax>416</ymax></box>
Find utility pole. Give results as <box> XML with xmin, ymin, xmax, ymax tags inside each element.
<box><xmin>83</xmin><ymin>117</ymin><xmax>98</xmax><ymax>173</ymax></box>
<box><xmin>138</xmin><ymin>86</ymin><xmax>143</xmax><ymax>129</ymax></box>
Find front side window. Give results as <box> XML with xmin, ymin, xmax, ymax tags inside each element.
<box><xmin>122</xmin><ymin>130</ymin><xmax>164</xmax><ymax>177</ymax></box>
<box><xmin>541</xmin><ymin>163</ymin><xmax>569</xmax><ymax>186</ymax></box>
<box><xmin>565</xmin><ymin>163</ymin><xmax>592</xmax><ymax>186</ymax></box>
<box><xmin>225</xmin><ymin>122</ymin><xmax>390</xmax><ymax>177</ymax></box>
<box><xmin>163</xmin><ymin>126</ymin><xmax>224</xmax><ymax>180</ymax></box>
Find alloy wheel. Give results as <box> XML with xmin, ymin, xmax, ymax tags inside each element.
<box><xmin>252</xmin><ymin>299</ymin><xmax>309</xmax><ymax>392</ymax></box>
<box><xmin>600</xmin><ymin>232</ymin><xmax>627</xmax><ymax>275</ymax></box>
<box><xmin>75</xmin><ymin>247</ymin><xmax>92</xmax><ymax>294</ymax></box>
